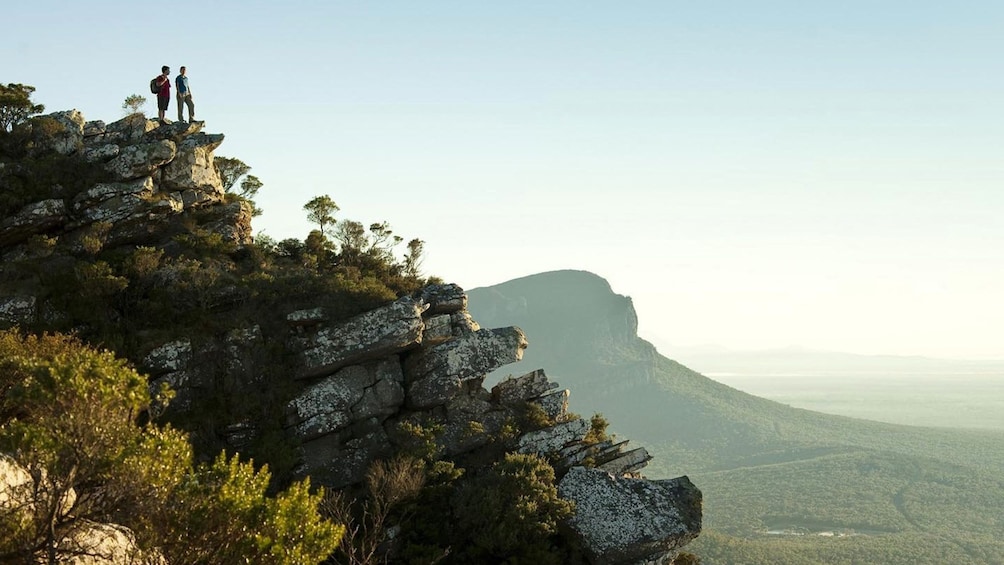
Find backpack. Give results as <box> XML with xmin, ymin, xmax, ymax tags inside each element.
<box><xmin>150</xmin><ymin>77</ymin><xmax>160</xmax><ymax>94</ymax></box>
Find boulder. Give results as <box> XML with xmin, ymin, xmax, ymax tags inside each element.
<box><xmin>160</xmin><ymin>133</ymin><xmax>225</xmax><ymax>200</ymax></box>
<box><xmin>287</xmin><ymin>358</ymin><xmax>404</xmax><ymax>441</ymax></box>
<box><xmin>32</xmin><ymin>110</ymin><xmax>84</xmax><ymax>155</ymax></box>
<box><xmin>203</xmin><ymin>200</ymin><xmax>253</xmax><ymax>245</ymax></box>
<box><xmin>83</xmin><ymin>143</ymin><xmax>121</xmax><ymax>163</ymax></box>
<box><xmin>417</xmin><ymin>283</ymin><xmax>467</xmax><ymax>315</ymax></box>
<box><xmin>558</xmin><ymin>467</ymin><xmax>702</xmax><ymax>565</ymax></box>
<box><xmin>83</xmin><ymin>120</ymin><xmax>107</xmax><ymax>138</ymax></box>
<box><xmin>532</xmin><ymin>388</ymin><xmax>570</xmax><ymax>421</ymax></box>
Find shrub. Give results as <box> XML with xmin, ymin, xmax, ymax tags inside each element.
<box><xmin>0</xmin><ymin>330</ymin><xmax>343</xmax><ymax>564</ymax></box>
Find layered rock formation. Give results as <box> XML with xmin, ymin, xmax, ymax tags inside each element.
<box><xmin>0</xmin><ymin>111</ymin><xmax>701</xmax><ymax>564</ymax></box>
<box><xmin>0</xmin><ymin>110</ymin><xmax>250</xmax><ymax>258</ymax></box>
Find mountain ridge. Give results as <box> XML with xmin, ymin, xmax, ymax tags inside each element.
<box><xmin>468</xmin><ymin>269</ymin><xmax>1004</xmax><ymax>564</ymax></box>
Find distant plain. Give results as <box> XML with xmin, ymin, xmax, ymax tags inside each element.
<box><xmin>704</xmin><ymin>372</ymin><xmax>1004</xmax><ymax>430</ymax></box>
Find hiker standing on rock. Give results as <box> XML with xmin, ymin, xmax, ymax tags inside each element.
<box><xmin>155</xmin><ymin>65</ymin><xmax>171</xmax><ymax>125</ymax></box>
<box><xmin>175</xmin><ymin>66</ymin><xmax>196</xmax><ymax>123</ymax></box>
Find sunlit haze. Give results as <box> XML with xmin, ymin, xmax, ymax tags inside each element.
<box><xmin>6</xmin><ymin>1</ymin><xmax>1003</xmax><ymax>359</ymax></box>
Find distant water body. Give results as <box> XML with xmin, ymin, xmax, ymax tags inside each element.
<box><xmin>707</xmin><ymin>372</ymin><xmax>1004</xmax><ymax>431</ymax></box>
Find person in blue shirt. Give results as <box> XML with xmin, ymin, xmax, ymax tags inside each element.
<box><xmin>175</xmin><ymin>66</ymin><xmax>197</xmax><ymax>123</ymax></box>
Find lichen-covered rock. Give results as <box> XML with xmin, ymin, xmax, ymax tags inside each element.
<box><xmin>517</xmin><ymin>418</ymin><xmax>590</xmax><ymax>456</ymax></box>
<box><xmin>83</xmin><ymin>120</ymin><xmax>107</xmax><ymax>138</ymax></box>
<box><xmin>105</xmin><ymin>140</ymin><xmax>176</xmax><ymax>181</ymax></box>
<box><xmin>297</xmin><ymin>420</ymin><xmax>394</xmax><ymax>488</ymax></box>
<box><xmin>142</xmin><ymin>339</ymin><xmax>193</xmax><ymax>375</ymax></box>
<box><xmin>450</xmin><ymin>310</ymin><xmax>480</xmax><ymax>335</ymax></box>
<box><xmin>71</xmin><ymin>177</ymin><xmax>154</xmax><ymax>225</ymax></box>
<box><xmin>558</xmin><ymin>467</ymin><xmax>702</xmax><ymax>565</ymax></box>
<box><xmin>404</xmin><ymin>326</ymin><xmax>527</xmax><ymax>409</ymax></box>
<box><xmin>417</xmin><ymin>283</ymin><xmax>467</xmax><ymax>315</ymax></box>
<box><xmin>0</xmin><ymin>295</ymin><xmax>37</xmax><ymax>326</ymax></box>
<box><xmin>596</xmin><ymin>446</ymin><xmax>652</xmax><ymax>475</ymax></box>
<box><xmin>2</xmin><ymin>454</ymin><xmax>160</xmax><ymax>564</ymax></box>
<box><xmin>532</xmin><ymin>388</ymin><xmax>569</xmax><ymax>421</ymax></box>
<box><xmin>287</xmin><ymin>307</ymin><xmax>327</xmax><ymax>327</ymax></box>
<box><xmin>62</xmin><ymin>521</ymin><xmax>162</xmax><ymax>565</ymax></box>
<box><xmin>34</xmin><ymin>110</ymin><xmax>85</xmax><ymax>156</ymax></box>
<box><xmin>0</xmin><ymin>199</ymin><xmax>67</xmax><ymax>246</ymax></box>
<box><xmin>203</xmin><ymin>200</ymin><xmax>253</xmax><ymax>245</ymax></box>
<box><xmin>83</xmin><ymin>143</ymin><xmax>121</xmax><ymax>163</ymax></box>
<box><xmin>297</xmin><ymin>296</ymin><xmax>426</xmax><ymax>379</ymax></box>
<box><xmin>422</xmin><ymin>314</ymin><xmax>453</xmax><ymax>344</ymax></box>
<box><xmin>287</xmin><ymin>358</ymin><xmax>404</xmax><ymax>441</ymax></box>
<box><xmin>103</xmin><ymin>114</ymin><xmax>155</xmax><ymax>143</ymax></box>
<box><xmin>160</xmin><ymin>133</ymin><xmax>225</xmax><ymax>199</ymax></box>
<box><xmin>492</xmin><ymin>368</ymin><xmax>559</xmax><ymax>404</ymax></box>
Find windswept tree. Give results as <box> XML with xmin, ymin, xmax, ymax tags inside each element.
<box><xmin>304</xmin><ymin>195</ymin><xmax>339</xmax><ymax>237</ymax></box>
<box><xmin>0</xmin><ymin>83</ymin><xmax>44</xmax><ymax>132</ymax></box>
<box><xmin>404</xmin><ymin>238</ymin><xmax>426</xmax><ymax>278</ymax></box>
<box><xmin>214</xmin><ymin>156</ymin><xmax>265</xmax><ymax>215</ymax></box>
<box><xmin>214</xmin><ymin>156</ymin><xmax>252</xmax><ymax>193</ymax></box>
<box><xmin>121</xmin><ymin>94</ymin><xmax>146</xmax><ymax>115</ymax></box>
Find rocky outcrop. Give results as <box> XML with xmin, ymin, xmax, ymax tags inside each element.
<box><xmin>0</xmin><ymin>110</ymin><xmax>249</xmax><ymax>256</ymax></box>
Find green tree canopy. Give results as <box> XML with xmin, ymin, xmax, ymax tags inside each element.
<box><xmin>214</xmin><ymin>156</ymin><xmax>252</xmax><ymax>193</ymax></box>
<box><xmin>304</xmin><ymin>195</ymin><xmax>340</xmax><ymax>237</ymax></box>
<box><xmin>0</xmin><ymin>83</ymin><xmax>44</xmax><ymax>132</ymax></box>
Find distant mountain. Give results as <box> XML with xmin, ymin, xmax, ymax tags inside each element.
<box><xmin>469</xmin><ymin>270</ymin><xmax>1004</xmax><ymax>564</ymax></box>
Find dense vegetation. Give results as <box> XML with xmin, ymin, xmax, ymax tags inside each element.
<box><xmin>0</xmin><ymin>331</ymin><xmax>342</xmax><ymax>564</ymax></box>
<box><xmin>468</xmin><ymin>270</ymin><xmax>1004</xmax><ymax>565</ymax></box>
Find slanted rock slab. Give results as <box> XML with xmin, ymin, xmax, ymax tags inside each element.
<box><xmin>297</xmin><ymin>296</ymin><xmax>427</xmax><ymax>379</ymax></box>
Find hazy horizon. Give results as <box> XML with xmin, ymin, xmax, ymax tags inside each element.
<box><xmin>7</xmin><ymin>1</ymin><xmax>1003</xmax><ymax>359</ymax></box>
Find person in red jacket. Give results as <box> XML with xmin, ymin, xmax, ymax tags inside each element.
<box><xmin>155</xmin><ymin>65</ymin><xmax>171</xmax><ymax>125</ymax></box>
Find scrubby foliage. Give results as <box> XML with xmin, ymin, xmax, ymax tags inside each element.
<box><xmin>330</xmin><ymin>420</ymin><xmax>581</xmax><ymax>564</ymax></box>
<box><xmin>0</xmin><ymin>330</ymin><xmax>343</xmax><ymax>565</ymax></box>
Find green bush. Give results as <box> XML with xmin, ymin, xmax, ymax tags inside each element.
<box><xmin>0</xmin><ymin>330</ymin><xmax>343</xmax><ymax>564</ymax></box>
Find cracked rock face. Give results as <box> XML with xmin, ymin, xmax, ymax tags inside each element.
<box><xmin>404</xmin><ymin>326</ymin><xmax>528</xmax><ymax>409</ymax></box>
<box><xmin>286</xmin><ymin>358</ymin><xmax>404</xmax><ymax>441</ymax></box>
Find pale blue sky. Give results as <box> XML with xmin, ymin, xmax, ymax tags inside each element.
<box><xmin>5</xmin><ymin>1</ymin><xmax>1003</xmax><ymax>358</ymax></box>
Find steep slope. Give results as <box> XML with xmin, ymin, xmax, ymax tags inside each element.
<box><xmin>469</xmin><ymin>270</ymin><xmax>1004</xmax><ymax>564</ymax></box>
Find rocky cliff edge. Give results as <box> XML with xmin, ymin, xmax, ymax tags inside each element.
<box><xmin>0</xmin><ymin>111</ymin><xmax>700</xmax><ymax>565</ymax></box>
